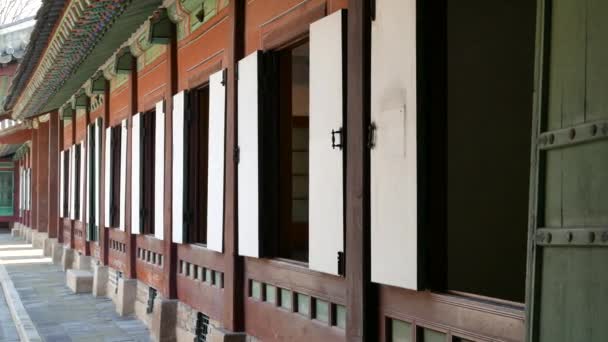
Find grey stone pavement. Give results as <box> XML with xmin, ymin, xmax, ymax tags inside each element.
<box><xmin>0</xmin><ymin>230</ymin><xmax>152</xmax><ymax>342</ymax></box>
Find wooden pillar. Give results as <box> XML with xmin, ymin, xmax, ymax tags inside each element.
<box><xmin>222</xmin><ymin>0</ymin><xmax>245</xmax><ymax>332</ymax></box>
<box><xmin>100</xmin><ymin>80</ymin><xmax>111</xmax><ymax>265</ymax></box>
<box><xmin>126</xmin><ymin>57</ymin><xmax>138</xmax><ymax>278</ymax></box>
<box><xmin>346</xmin><ymin>0</ymin><xmax>374</xmax><ymax>341</ymax></box>
<box><xmin>58</xmin><ymin>119</ymin><xmax>65</xmax><ymax>243</ymax></box>
<box><xmin>48</xmin><ymin>111</ymin><xmax>60</xmax><ymax>238</ymax></box>
<box><xmin>37</xmin><ymin>119</ymin><xmax>50</xmax><ymax>233</ymax></box>
<box><xmin>162</xmin><ymin>22</ymin><xmax>178</xmax><ymax>299</ymax></box>
<box><xmin>69</xmin><ymin>116</ymin><xmax>76</xmax><ymax>249</ymax></box>
<box><xmin>31</xmin><ymin>127</ymin><xmax>38</xmax><ymax>230</ymax></box>
<box><xmin>84</xmin><ymin>99</ymin><xmax>92</xmax><ymax>256</ymax></box>
<box><xmin>25</xmin><ymin>152</ymin><xmax>34</xmax><ymax>228</ymax></box>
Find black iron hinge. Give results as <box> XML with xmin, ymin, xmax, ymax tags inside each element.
<box><xmin>221</xmin><ymin>68</ymin><xmax>228</xmax><ymax>86</ymax></box>
<box><xmin>234</xmin><ymin>146</ymin><xmax>240</xmax><ymax>164</ymax></box>
<box><xmin>367</xmin><ymin>122</ymin><xmax>377</xmax><ymax>149</ymax></box>
<box><xmin>370</xmin><ymin>0</ymin><xmax>376</xmax><ymax>21</ymax></box>
<box><xmin>337</xmin><ymin>251</ymin><xmax>345</xmax><ymax>276</ymax></box>
<box><xmin>331</xmin><ymin>127</ymin><xmax>344</xmax><ymax>150</ymax></box>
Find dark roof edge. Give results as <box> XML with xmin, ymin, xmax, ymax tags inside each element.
<box><xmin>3</xmin><ymin>0</ymin><xmax>67</xmax><ymax>113</ymax></box>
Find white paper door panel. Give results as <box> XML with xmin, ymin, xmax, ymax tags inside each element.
<box><xmin>172</xmin><ymin>93</ymin><xmax>185</xmax><ymax>244</ymax></box>
<box><xmin>81</xmin><ymin>142</ymin><xmax>86</xmax><ymax>222</ymax></box>
<box><xmin>104</xmin><ymin>127</ymin><xmax>112</xmax><ymax>227</ymax></box>
<box><xmin>131</xmin><ymin>114</ymin><xmax>141</xmax><ymax>235</ymax></box>
<box><xmin>85</xmin><ymin>135</ymin><xmax>90</xmax><ymax>225</ymax></box>
<box><xmin>207</xmin><ymin>69</ymin><xmax>226</xmax><ymax>253</ymax></box>
<box><xmin>308</xmin><ymin>10</ymin><xmax>345</xmax><ymax>275</ymax></box>
<box><xmin>60</xmin><ymin>152</ymin><xmax>64</xmax><ymax>217</ymax></box>
<box><xmin>94</xmin><ymin>121</ymin><xmax>101</xmax><ymax>228</ymax></box>
<box><xmin>370</xmin><ymin>0</ymin><xmax>418</xmax><ymax>290</ymax></box>
<box><xmin>154</xmin><ymin>100</ymin><xmax>165</xmax><ymax>241</ymax></box>
<box><xmin>70</xmin><ymin>145</ymin><xmax>76</xmax><ymax>220</ymax></box>
<box><xmin>119</xmin><ymin>120</ymin><xmax>127</xmax><ymax>231</ymax></box>
<box><xmin>237</xmin><ymin>51</ymin><xmax>261</xmax><ymax>258</ymax></box>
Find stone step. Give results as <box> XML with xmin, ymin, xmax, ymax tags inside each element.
<box><xmin>66</xmin><ymin>269</ymin><xmax>94</xmax><ymax>294</ymax></box>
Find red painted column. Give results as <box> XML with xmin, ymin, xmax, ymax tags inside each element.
<box><xmin>31</xmin><ymin>128</ymin><xmax>38</xmax><ymax>230</ymax></box>
<box><xmin>37</xmin><ymin>120</ymin><xmax>50</xmax><ymax>233</ymax></box>
<box><xmin>48</xmin><ymin>111</ymin><xmax>60</xmax><ymax>238</ymax></box>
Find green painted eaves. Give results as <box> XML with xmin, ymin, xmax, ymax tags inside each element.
<box><xmin>41</xmin><ymin>0</ymin><xmax>162</xmax><ymax>114</ymax></box>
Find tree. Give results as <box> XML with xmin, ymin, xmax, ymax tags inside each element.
<box><xmin>0</xmin><ymin>0</ymin><xmax>40</xmax><ymax>25</ymax></box>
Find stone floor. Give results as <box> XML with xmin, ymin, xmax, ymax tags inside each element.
<box><xmin>0</xmin><ymin>280</ymin><xmax>20</xmax><ymax>341</ymax></box>
<box><xmin>0</xmin><ymin>231</ymin><xmax>152</xmax><ymax>342</ymax></box>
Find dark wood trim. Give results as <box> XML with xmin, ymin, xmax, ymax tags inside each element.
<box><xmin>83</xmin><ymin>99</ymin><xmax>91</xmax><ymax>256</ymax></box>
<box><xmin>126</xmin><ymin>58</ymin><xmax>138</xmax><ymax>279</ymax></box>
<box><xmin>260</xmin><ymin>1</ymin><xmax>326</xmax><ymax>51</ymax></box>
<box><xmin>162</xmin><ymin>21</ymin><xmax>179</xmax><ymax>299</ymax></box>
<box><xmin>187</xmin><ymin>59</ymin><xmax>223</xmax><ymax>90</ymax></box>
<box><xmin>223</xmin><ymin>0</ymin><xmax>245</xmax><ymax>332</ymax></box>
<box><xmin>377</xmin><ymin>286</ymin><xmax>525</xmax><ymax>341</ymax></box>
<box><xmin>345</xmin><ymin>0</ymin><xmax>372</xmax><ymax>341</ymax></box>
<box><xmin>245</xmin><ymin>258</ymin><xmax>345</xmax><ymax>304</ymax></box>
<box><xmin>101</xmin><ymin>80</ymin><xmax>111</xmax><ymax>266</ymax></box>
<box><xmin>31</xmin><ymin>127</ymin><xmax>38</xmax><ymax>231</ymax></box>
<box><xmin>48</xmin><ymin>111</ymin><xmax>60</xmax><ymax>239</ymax></box>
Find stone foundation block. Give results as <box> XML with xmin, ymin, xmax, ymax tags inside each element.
<box><xmin>61</xmin><ymin>246</ymin><xmax>74</xmax><ymax>271</ymax></box>
<box><xmin>92</xmin><ymin>264</ymin><xmax>108</xmax><ymax>297</ymax></box>
<box><xmin>149</xmin><ymin>298</ymin><xmax>178</xmax><ymax>342</ymax></box>
<box><xmin>66</xmin><ymin>269</ymin><xmax>94</xmax><ymax>293</ymax></box>
<box><xmin>32</xmin><ymin>231</ymin><xmax>48</xmax><ymax>249</ymax></box>
<box><xmin>41</xmin><ymin>236</ymin><xmax>54</xmax><ymax>257</ymax></box>
<box><xmin>115</xmin><ymin>278</ymin><xmax>137</xmax><ymax>316</ymax></box>
<box><xmin>208</xmin><ymin>328</ymin><xmax>247</xmax><ymax>342</ymax></box>
<box><xmin>50</xmin><ymin>240</ymin><xmax>63</xmax><ymax>264</ymax></box>
<box><xmin>74</xmin><ymin>253</ymin><xmax>92</xmax><ymax>270</ymax></box>
<box><xmin>25</xmin><ymin>228</ymin><xmax>33</xmax><ymax>243</ymax></box>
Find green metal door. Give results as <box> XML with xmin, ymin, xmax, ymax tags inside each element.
<box><xmin>528</xmin><ymin>0</ymin><xmax>608</xmax><ymax>340</ymax></box>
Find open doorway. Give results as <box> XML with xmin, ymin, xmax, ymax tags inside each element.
<box><xmin>422</xmin><ymin>0</ymin><xmax>536</xmax><ymax>303</ymax></box>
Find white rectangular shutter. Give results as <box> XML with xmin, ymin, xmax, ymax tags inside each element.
<box><xmin>59</xmin><ymin>154</ymin><xmax>64</xmax><ymax>217</ymax></box>
<box><xmin>172</xmin><ymin>92</ymin><xmax>185</xmax><ymax>244</ymax></box>
<box><xmin>308</xmin><ymin>10</ymin><xmax>346</xmax><ymax>275</ymax></box>
<box><xmin>27</xmin><ymin>168</ymin><xmax>30</xmax><ymax>211</ymax></box>
<box><xmin>22</xmin><ymin>168</ymin><xmax>25</xmax><ymax>211</ymax></box>
<box><xmin>154</xmin><ymin>100</ymin><xmax>165</xmax><ymax>240</ymax></box>
<box><xmin>119</xmin><ymin>120</ymin><xmax>127</xmax><ymax>231</ymax></box>
<box><xmin>104</xmin><ymin>127</ymin><xmax>112</xmax><ymax>227</ymax></box>
<box><xmin>27</xmin><ymin>168</ymin><xmax>31</xmax><ymax>210</ymax></box>
<box><xmin>94</xmin><ymin>120</ymin><xmax>101</xmax><ymax>229</ymax></box>
<box><xmin>370</xmin><ymin>0</ymin><xmax>418</xmax><ymax>290</ymax></box>
<box><xmin>21</xmin><ymin>168</ymin><xmax>25</xmax><ymax>212</ymax></box>
<box><xmin>70</xmin><ymin>145</ymin><xmax>76</xmax><ymax>220</ymax></box>
<box><xmin>207</xmin><ymin>69</ymin><xmax>226</xmax><ymax>253</ymax></box>
<box><xmin>131</xmin><ymin>114</ymin><xmax>141</xmax><ymax>235</ymax></box>
<box><xmin>237</xmin><ymin>51</ymin><xmax>261</xmax><ymax>258</ymax></box>
<box><xmin>80</xmin><ymin>140</ymin><xmax>91</xmax><ymax>226</ymax></box>
<box><xmin>81</xmin><ymin>143</ymin><xmax>86</xmax><ymax>221</ymax></box>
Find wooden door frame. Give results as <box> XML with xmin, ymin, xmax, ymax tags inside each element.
<box><xmin>525</xmin><ymin>0</ymin><xmax>550</xmax><ymax>340</ymax></box>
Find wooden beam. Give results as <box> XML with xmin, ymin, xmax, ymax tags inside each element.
<box><xmin>101</xmin><ymin>80</ymin><xmax>111</xmax><ymax>265</ymax></box>
<box><xmin>126</xmin><ymin>55</ymin><xmax>138</xmax><ymax>278</ymax></box>
<box><xmin>223</xmin><ymin>0</ymin><xmax>245</xmax><ymax>332</ymax></box>
<box><xmin>48</xmin><ymin>111</ymin><xmax>60</xmax><ymax>239</ymax></box>
<box><xmin>37</xmin><ymin>120</ymin><xmax>50</xmax><ymax>233</ymax></box>
<box><xmin>32</xmin><ymin>127</ymin><xmax>39</xmax><ymax>231</ymax></box>
<box><xmin>346</xmin><ymin>0</ymin><xmax>374</xmax><ymax>341</ymax></box>
<box><xmin>162</xmin><ymin>21</ymin><xmax>179</xmax><ymax>299</ymax></box>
